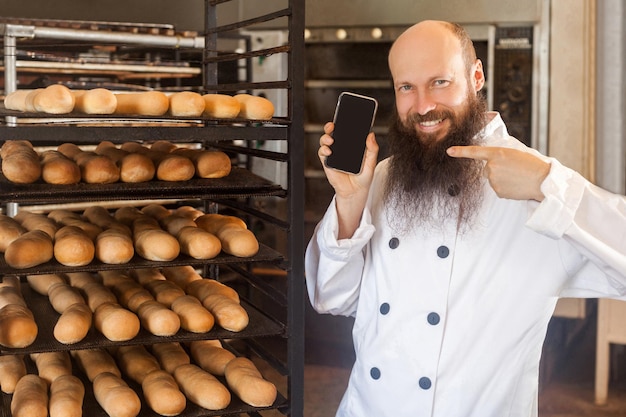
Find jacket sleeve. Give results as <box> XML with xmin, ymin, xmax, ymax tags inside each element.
<box><xmin>526</xmin><ymin>158</ymin><xmax>626</xmax><ymax>292</ymax></box>
<box><xmin>304</xmin><ymin>196</ymin><xmax>376</xmax><ymax>317</ymax></box>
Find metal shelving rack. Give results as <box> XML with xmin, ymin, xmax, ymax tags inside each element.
<box><xmin>0</xmin><ymin>0</ymin><xmax>305</xmax><ymax>416</ymax></box>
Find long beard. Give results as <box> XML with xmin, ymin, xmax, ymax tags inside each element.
<box><xmin>384</xmin><ymin>92</ymin><xmax>488</xmax><ymax>235</ymax></box>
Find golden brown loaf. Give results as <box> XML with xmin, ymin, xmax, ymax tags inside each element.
<box><xmin>0</xmin><ymin>354</ymin><xmax>27</xmax><ymax>394</ymax></box>
<box><xmin>233</xmin><ymin>93</ymin><xmax>275</xmax><ymax>120</ymax></box>
<box><xmin>72</xmin><ymin>88</ymin><xmax>117</xmax><ymax>114</ymax></box>
<box><xmin>170</xmin><ymin>295</ymin><xmax>215</xmax><ymax>333</ymax></box>
<box><xmin>71</xmin><ymin>348</ymin><xmax>121</xmax><ymax>382</ymax></box>
<box><xmin>4</xmin><ymin>229</ymin><xmax>54</xmax><ymax>269</ymax></box>
<box><xmin>92</xmin><ymin>371</ymin><xmax>142</xmax><ymax>417</ymax></box>
<box><xmin>32</xmin><ymin>84</ymin><xmax>75</xmax><ymax>114</ymax></box>
<box><xmin>54</xmin><ymin>225</ymin><xmax>96</xmax><ymax>266</ymax></box>
<box><xmin>114</xmin><ymin>91</ymin><xmax>169</xmax><ymax>116</ymax></box>
<box><xmin>195</xmin><ymin>213</ymin><xmax>259</xmax><ymax>257</ymax></box>
<box><xmin>168</xmin><ymin>91</ymin><xmax>205</xmax><ymax>117</ymax></box>
<box><xmin>49</xmin><ymin>374</ymin><xmax>85</xmax><ymax>417</ymax></box>
<box><xmin>142</xmin><ymin>369</ymin><xmax>187</xmax><ymax>416</ymax></box>
<box><xmin>54</xmin><ymin>302</ymin><xmax>93</xmax><ymax>344</ymax></box>
<box><xmin>30</xmin><ymin>350</ymin><xmax>72</xmax><ymax>385</ymax></box>
<box><xmin>173</xmin><ymin>363</ymin><xmax>231</xmax><ymax>410</ymax></box>
<box><xmin>202</xmin><ymin>93</ymin><xmax>241</xmax><ymax>119</ymax></box>
<box><xmin>0</xmin><ymin>214</ymin><xmax>25</xmax><ymax>252</ymax></box>
<box><xmin>40</xmin><ymin>150</ymin><xmax>82</xmax><ymax>185</ymax></box>
<box><xmin>150</xmin><ymin>342</ymin><xmax>191</xmax><ymax>374</ymax></box>
<box><xmin>10</xmin><ymin>374</ymin><xmax>48</xmax><ymax>417</ymax></box>
<box><xmin>0</xmin><ymin>140</ymin><xmax>42</xmax><ymax>184</ymax></box>
<box><xmin>224</xmin><ymin>356</ymin><xmax>278</xmax><ymax>407</ymax></box>
<box><xmin>189</xmin><ymin>339</ymin><xmax>235</xmax><ymax>376</ymax></box>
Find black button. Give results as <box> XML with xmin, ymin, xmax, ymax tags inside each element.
<box><xmin>437</xmin><ymin>246</ymin><xmax>450</xmax><ymax>258</ymax></box>
<box><xmin>389</xmin><ymin>237</ymin><xmax>400</xmax><ymax>249</ymax></box>
<box><xmin>419</xmin><ymin>377</ymin><xmax>432</xmax><ymax>390</ymax></box>
<box><xmin>427</xmin><ymin>312</ymin><xmax>440</xmax><ymax>325</ymax></box>
<box><xmin>370</xmin><ymin>367</ymin><xmax>381</xmax><ymax>380</ymax></box>
<box><xmin>448</xmin><ymin>184</ymin><xmax>461</xmax><ymax>196</ymax></box>
<box><xmin>380</xmin><ymin>303</ymin><xmax>390</xmax><ymax>315</ymax></box>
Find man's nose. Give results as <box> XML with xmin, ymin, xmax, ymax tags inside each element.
<box><xmin>413</xmin><ymin>91</ymin><xmax>437</xmax><ymax>115</ymax></box>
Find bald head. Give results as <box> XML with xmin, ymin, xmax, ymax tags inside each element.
<box><xmin>389</xmin><ymin>20</ymin><xmax>477</xmax><ymax>75</ymax></box>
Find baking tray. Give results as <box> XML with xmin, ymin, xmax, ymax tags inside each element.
<box><xmin>0</xmin><ymin>167</ymin><xmax>286</xmax><ymax>204</ymax></box>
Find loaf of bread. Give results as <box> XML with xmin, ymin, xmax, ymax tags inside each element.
<box><xmin>170</xmin><ymin>295</ymin><xmax>215</xmax><ymax>333</ymax></box>
<box><xmin>72</xmin><ymin>88</ymin><xmax>117</xmax><ymax>114</ymax></box>
<box><xmin>202</xmin><ymin>93</ymin><xmax>241</xmax><ymax>118</ymax></box>
<box><xmin>71</xmin><ymin>348</ymin><xmax>121</xmax><ymax>382</ymax></box>
<box><xmin>186</xmin><ymin>278</ymin><xmax>240</xmax><ymax>304</ymax></box>
<box><xmin>233</xmin><ymin>93</ymin><xmax>275</xmax><ymax>120</ymax></box>
<box><xmin>92</xmin><ymin>371</ymin><xmax>142</xmax><ymax>417</ymax></box>
<box><xmin>143</xmin><ymin>279</ymin><xmax>185</xmax><ymax>307</ymax></box>
<box><xmin>173</xmin><ymin>205</ymin><xmax>204</xmax><ymax>220</ymax></box>
<box><xmin>4</xmin><ymin>229</ymin><xmax>54</xmax><ymax>268</ymax></box>
<box><xmin>58</xmin><ymin>142</ymin><xmax>120</xmax><ymax>184</ymax></box>
<box><xmin>161</xmin><ymin>213</ymin><xmax>196</xmax><ymax>236</ymax></box>
<box><xmin>49</xmin><ymin>374</ymin><xmax>85</xmax><ymax>417</ymax></box>
<box><xmin>40</xmin><ymin>150</ymin><xmax>82</xmax><ymax>185</ymax></box>
<box><xmin>94</xmin><ymin>301</ymin><xmax>141</xmax><ymax>342</ymax></box>
<box><xmin>0</xmin><ymin>277</ymin><xmax>38</xmax><ymax>347</ymax></box>
<box><xmin>48</xmin><ymin>209</ymin><xmax>102</xmax><ymax>240</ymax></box>
<box><xmin>47</xmin><ymin>281</ymin><xmax>86</xmax><ymax>313</ymax></box>
<box><xmin>32</xmin><ymin>84</ymin><xmax>75</xmax><ymax>114</ymax></box>
<box><xmin>201</xmin><ymin>293</ymin><xmax>249</xmax><ymax>332</ymax></box>
<box><xmin>3</xmin><ymin>89</ymin><xmax>32</xmax><ymax>112</ymax></box>
<box><xmin>10</xmin><ymin>374</ymin><xmax>48</xmax><ymax>417</ymax></box>
<box><xmin>54</xmin><ymin>225</ymin><xmax>96</xmax><ymax>266</ymax></box>
<box><xmin>175</xmin><ymin>148</ymin><xmax>232</xmax><ymax>178</ymax></box>
<box><xmin>224</xmin><ymin>357</ymin><xmax>277</xmax><ymax>407</ymax></box>
<box><xmin>0</xmin><ymin>214</ymin><xmax>25</xmax><ymax>252</ymax></box>
<box><xmin>161</xmin><ymin>265</ymin><xmax>203</xmax><ymax>291</ymax></box>
<box><xmin>142</xmin><ymin>369</ymin><xmax>187</xmax><ymax>416</ymax></box>
<box><xmin>26</xmin><ymin>273</ymin><xmax>65</xmax><ymax>295</ymax></box>
<box><xmin>95</xmin><ymin>228</ymin><xmax>135</xmax><ymax>264</ymax></box>
<box><xmin>14</xmin><ymin>210</ymin><xmax>58</xmax><ymax>239</ymax></box>
<box><xmin>173</xmin><ymin>363</ymin><xmax>231</xmax><ymax>410</ymax></box>
<box><xmin>121</xmin><ymin>141</ymin><xmax>195</xmax><ymax>182</ymax></box>
<box><xmin>189</xmin><ymin>339</ymin><xmax>235</xmax><ymax>376</ymax></box>
<box><xmin>24</xmin><ymin>89</ymin><xmax>43</xmax><ymax>112</ymax></box>
<box><xmin>136</xmin><ymin>299</ymin><xmax>181</xmax><ymax>336</ymax></box>
<box><xmin>95</xmin><ymin>141</ymin><xmax>156</xmax><ymax>183</ymax></box>
<box><xmin>133</xmin><ymin>216</ymin><xmax>180</xmax><ymax>261</ymax></box>
<box><xmin>0</xmin><ymin>140</ymin><xmax>42</xmax><ymax>184</ymax></box>
<box><xmin>115</xmin><ymin>344</ymin><xmax>161</xmax><ymax>384</ymax></box>
<box><xmin>30</xmin><ymin>350</ymin><xmax>72</xmax><ymax>385</ymax></box>
<box><xmin>114</xmin><ymin>91</ymin><xmax>169</xmax><ymax>116</ymax></box>
<box><xmin>79</xmin><ymin>280</ymin><xmax>118</xmax><ymax>311</ymax></box>
<box><xmin>141</xmin><ymin>203</ymin><xmax>171</xmax><ymax>221</ymax></box>
<box><xmin>0</xmin><ymin>354</ymin><xmax>27</xmax><ymax>394</ymax></box>
<box><xmin>169</xmin><ymin>91</ymin><xmax>205</xmax><ymax>117</ymax></box>
<box><xmin>54</xmin><ymin>302</ymin><xmax>93</xmax><ymax>344</ymax></box>
<box><xmin>195</xmin><ymin>213</ymin><xmax>259</xmax><ymax>257</ymax></box>
<box><xmin>150</xmin><ymin>342</ymin><xmax>190</xmax><ymax>374</ymax></box>
<box><xmin>83</xmin><ymin>206</ymin><xmax>131</xmax><ymax>234</ymax></box>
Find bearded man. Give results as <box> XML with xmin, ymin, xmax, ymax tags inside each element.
<box><xmin>305</xmin><ymin>20</ymin><xmax>626</xmax><ymax>417</ymax></box>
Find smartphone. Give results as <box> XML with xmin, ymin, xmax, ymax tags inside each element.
<box><xmin>325</xmin><ymin>92</ymin><xmax>378</xmax><ymax>175</ymax></box>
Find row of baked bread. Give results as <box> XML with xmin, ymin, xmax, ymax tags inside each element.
<box><xmin>3</xmin><ymin>84</ymin><xmax>275</xmax><ymax>119</ymax></box>
<box><xmin>0</xmin><ymin>204</ymin><xmax>259</xmax><ymax>269</ymax></box>
<box><xmin>0</xmin><ymin>139</ymin><xmax>232</xmax><ymax>185</ymax></box>
<box><xmin>0</xmin><ymin>265</ymin><xmax>249</xmax><ymax>349</ymax></box>
<box><xmin>4</xmin><ymin>339</ymin><xmax>277</xmax><ymax>417</ymax></box>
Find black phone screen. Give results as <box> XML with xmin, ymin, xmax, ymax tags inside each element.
<box><xmin>325</xmin><ymin>92</ymin><xmax>378</xmax><ymax>174</ymax></box>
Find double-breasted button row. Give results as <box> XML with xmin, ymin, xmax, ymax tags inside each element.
<box><xmin>369</xmin><ymin>367</ymin><xmax>432</xmax><ymax>390</ymax></box>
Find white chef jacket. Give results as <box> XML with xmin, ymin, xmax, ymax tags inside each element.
<box><xmin>305</xmin><ymin>112</ymin><xmax>626</xmax><ymax>417</ymax></box>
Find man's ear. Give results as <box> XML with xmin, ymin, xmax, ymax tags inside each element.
<box><xmin>472</xmin><ymin>59</ymin><xmax>486</xmax><ymax>92</ymax></box>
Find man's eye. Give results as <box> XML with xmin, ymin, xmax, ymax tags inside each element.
<box><xmin>433</xmin><ymin>80</ymin><xmax>449</xmax><ymax>87</ymax></box>
<box><xmin>398</xmin><ymin>85</ymin><xmax>412</xmax><ymax>92</ymax></box>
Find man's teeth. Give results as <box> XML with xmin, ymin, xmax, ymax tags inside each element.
<box><xmin>420</xmin><ymin>119</ymin><xmax>443</xmax><ymax>127</ymax></box>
